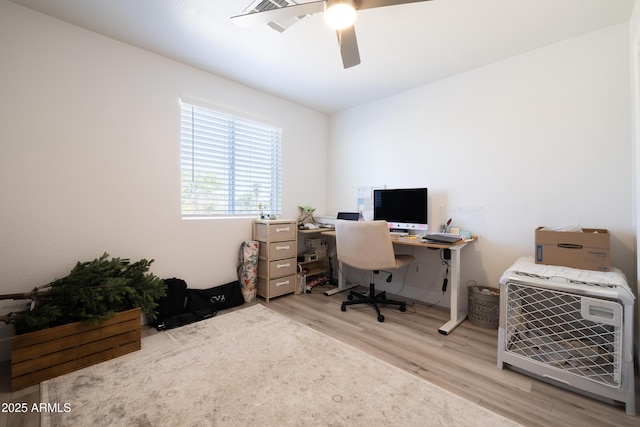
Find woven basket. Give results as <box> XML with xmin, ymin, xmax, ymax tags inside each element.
<box><xmin>468</xmin><ymin>285</ymin><xmax>500</xmax><ymax>329</ymax></box>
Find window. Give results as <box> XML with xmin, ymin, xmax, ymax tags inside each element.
<box><xmin>180</xmin><ymin>102</ymin><xmax>282</xmax><ymax>218</ymax></box>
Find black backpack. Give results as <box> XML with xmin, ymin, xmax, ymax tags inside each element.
<box><xmin>155</xmin><ymin>278</ymin><xmax>187</xmax><ymax>319</ymax></box>
<box><xmin>154</xmin><ymin>278</ymin><xmax>207</xmax><ymax>330</ymax></box>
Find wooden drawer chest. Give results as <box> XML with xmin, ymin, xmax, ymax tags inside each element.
<box><xmin>253</xmin><ymin>219</ymin><xmax>297</xmax><ymax>301</ymax></box>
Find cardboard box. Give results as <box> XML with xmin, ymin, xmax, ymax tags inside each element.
<box><xmin>535</xmin><ymin>227</ymin><xmax>610</xmax><ymax>271</ymax></box>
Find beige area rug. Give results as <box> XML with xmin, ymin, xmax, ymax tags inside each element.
<box><xmin>41</xmin><ymin>304</ymin><xmax>520</xmax><ymax>426</ymax></box>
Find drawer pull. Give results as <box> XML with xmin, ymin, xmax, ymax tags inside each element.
<box><xmin>276</xmin><ymin>263</ymin><xmax>291</xmax><ymax>269</ymax></box>
<box><xmin>275</xmin><ymin>245</ymin><xmax>290</xmax><ymax>250</ymax></box>
<box><xmin>275</xmin><ymin>280</ymin><xmax>290</xmax><ymax>287</ymax></box>
<box><xmin>276</xmin><ymin>227</ymin><xmax>290</xmax><ymax>232</ymax></box>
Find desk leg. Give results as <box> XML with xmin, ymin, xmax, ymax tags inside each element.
<box><xmin>324</xmin><ymin>261</ymin><xmax>358</xmax><ymax>296</ymax></box>
<box><xmin>438</xmin><ymin>246</ymin><xmax>468</xmax><ymax>335</ymax></box>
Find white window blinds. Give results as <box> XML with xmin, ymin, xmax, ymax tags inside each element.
<box><xmin>180</xmin><ymin>103</ymin><xmax>282</xmax><ymax>218</ymax></box>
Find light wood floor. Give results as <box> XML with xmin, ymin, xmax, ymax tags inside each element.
<box><xmin>0</xmin><ymin>285</ymin><xmax>637</xmax><ymax>426</ymax></box>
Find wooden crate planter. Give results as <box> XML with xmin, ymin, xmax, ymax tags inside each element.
<box><xmin>11</xmin><ymin>307</ymin><xmax>141</xmax><ymax>391</ymax></box>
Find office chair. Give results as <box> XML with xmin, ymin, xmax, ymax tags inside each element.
<box><xmin>335</xmin><ymin>220</ymin><xmax>415</xmax><ymax>322</ymax></box>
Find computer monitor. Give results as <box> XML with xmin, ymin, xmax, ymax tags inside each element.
<box><xmin>373</xmin><ymin>188</ymin><xmax>428</xmax><ymax>234</ymax></box>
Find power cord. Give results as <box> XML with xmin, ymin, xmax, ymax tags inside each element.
<box><xmin>440</xmin><ymin>249</ymin><xmax>450</xmax><ymax>293</ymax></box>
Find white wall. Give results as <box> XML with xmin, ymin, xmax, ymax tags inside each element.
<box><xmin>630</xmin><ymin>0</ymin><xmax>640</xmax><ymax>372</ymax></box>
<box><xmin>0</xmin><ymin>1</ymin><xmax>328</xmax><ymax>359</ymax></box>
<box><xmin>328</xmin><ymin>23</ymin><xmax>635</xmax><ymax>306</ymax></box>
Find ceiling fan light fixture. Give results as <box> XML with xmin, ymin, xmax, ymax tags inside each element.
<box><xmin>324</xmin><ymin>0</ymin><xmax>357</xmax><ymax>30</ymax></box>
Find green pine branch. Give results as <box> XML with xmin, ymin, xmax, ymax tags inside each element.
<box><xmin>13</xmin><ymin>253</ymin><xmax>166</xmax><ymax>334</ymax></box>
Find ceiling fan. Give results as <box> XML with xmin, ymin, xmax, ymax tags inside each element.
<box><xmin>231</xmin><ymin>0</ymin><xmax>433</xmax><ymax>69</ymax></box>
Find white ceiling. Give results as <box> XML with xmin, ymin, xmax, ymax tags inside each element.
<box><xmin>10</xmin><ymin>0</ymin><xmax>636</xmax><ymax>113</ymax></box>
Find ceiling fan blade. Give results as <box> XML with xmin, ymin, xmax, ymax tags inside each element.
<box><xmin>337</xmin><ymin>26</ymin><xmax>360</xmax><ymax>69</ymax></box>
<box><xmin>357</xmin><ymin>0</ymin><xmax>433</xmax><ymax>11</ymax></box>
<box><xmin>231</xmin><ymin>1</ymin><xmax>326</xmax><ymax>28</ymax></box>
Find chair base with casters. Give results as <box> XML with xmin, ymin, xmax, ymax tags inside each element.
<box><xmin>341</xmin><ymin>271</ymin><xmax>407</xmax><ymax>322</ymax></box>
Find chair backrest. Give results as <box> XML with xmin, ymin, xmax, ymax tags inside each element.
<box><xmin>335</xmin><ymin>220</ymin><xmax>397</xmax><ymax>271</ymax></box>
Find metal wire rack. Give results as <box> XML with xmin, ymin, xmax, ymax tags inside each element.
<box><xmin>504</xmin><ymin>282</ymin><xmax>621</xmax><ymax>387</ymax></box>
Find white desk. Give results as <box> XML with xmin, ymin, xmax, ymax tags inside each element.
<box><xmin>321</xmin><ymin>230</ymin><xmax>474</xmax><ymax>335</ymax></box>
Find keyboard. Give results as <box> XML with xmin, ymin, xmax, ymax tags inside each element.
<box><xmin>422</xmin><ymin>234</ymin><xmax>463</xmax><ymax>244</ymax></box>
